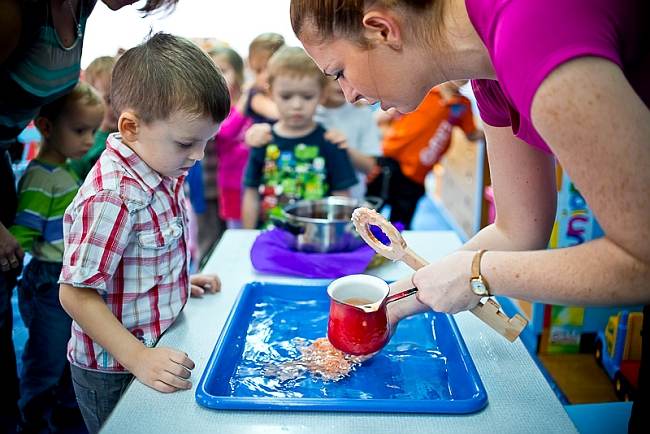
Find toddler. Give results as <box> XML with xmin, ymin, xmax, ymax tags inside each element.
<box><xmin>243</xmin><ymin>32</ymin><xmax>285</xmax><ymax>124</ymax></box>
<box><xmin>58</xmin><ymin>33</ymin><xmax>230</xmax><ymax>434</ymax></box>
<box><xmin>315</xmin><ymin>79</ymin><xmax>382</xmax><ymax>199</ymax></box>
<box><xmin>10</xmin><ymin>81</ymin><xmax>103</xmax><ymax>432</ymax></box>
<box><xmin>211</xmin><ymin>46</ymin><xmax>252</xmax><ymax>228</ymax></box>
<box><xmin>69</xmin><ymin>55</ymin><xmax>118</xmax><ymax>179</ymax></box>
<box><xmin>241</xmin><ymin>46</ymin><xmax>357</xmax><ymax>229</ymax></box>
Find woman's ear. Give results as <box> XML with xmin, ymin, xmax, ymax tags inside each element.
<box><xmin>362</xmin><ymin>10</ymin><xmax>403</xmax><ymax>50</ymax></box>
<box><xmin>34</xmin><ymin>116</ymin><xmax>52</xmax><ymax>139</ymax></box>
<box><xmin>118</xmin><ymin>111</ymin><xmax>139</xmax><ymax>144</ymax></box>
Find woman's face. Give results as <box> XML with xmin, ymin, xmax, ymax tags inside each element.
<box><xmin>300</xmin><ymin>25</ymin><xmax>433</xmax><ymax>113</ymax></box>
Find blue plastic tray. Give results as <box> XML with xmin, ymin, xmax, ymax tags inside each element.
<box><xmin>196</xmin><ymin>282</ymin><xmax>487</xmax><ymax>413</ymax></box>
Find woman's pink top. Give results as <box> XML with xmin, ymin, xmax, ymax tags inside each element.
<box><xmin>466</xmin><ymin>0</ymin><xmax>649</xmax><ymax>153</ymax></box>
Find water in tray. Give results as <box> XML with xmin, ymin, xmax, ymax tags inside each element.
<box><xmin>228</xmin><ymin>295</ymin><xmax>451</xmax><ymax>400</ymax></box>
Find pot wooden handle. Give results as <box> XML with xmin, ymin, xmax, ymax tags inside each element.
<box><xmin>353</xmin><ymin>207</ymin><xmax>528</xmax><ymax>342</ymax></box>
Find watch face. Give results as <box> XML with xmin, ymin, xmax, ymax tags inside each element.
<box><xmin>471</xmin><ymin>279</ymin><xmax>488</xmax><ymax>296</ymax></box>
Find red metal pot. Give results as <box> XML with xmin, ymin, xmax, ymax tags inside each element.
<box><xmin>326</xmin><ymin>274</ymin><xmax>417</xmax><ymax>356</ymax></box>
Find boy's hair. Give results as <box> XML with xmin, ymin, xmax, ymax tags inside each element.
<box><xmin>267</xmin><ymin>46</ymin><xmax>328</xmax><ymax>89</ymax></box>
<box><xmin>84</xmin><ymin>56</ymin><xmax>116</xmax><ymax>86</ymax></box>
<box><xmin>208</xmin><ymin>46</ymin><xmax>245</xmax><ymax>89</ymax></box>
<box><xmin>111</xmin><ymin>33</ymin><xmax>230</xmax><ymax>124</ymax></box>
<box><xmin>248</xmin><ymin>32</ymin><xmax>285</xmax><ymax>58</ymax></box>
<box><xmin>39</xmin><ymin>81</ymin><xmax>104</xmax><ymax>121</ymax></box>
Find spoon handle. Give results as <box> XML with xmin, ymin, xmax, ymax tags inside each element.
<box><xmin>353</xmin><ymin>207</ymin><xmax>528</xmax><ymax>342</ymax></box>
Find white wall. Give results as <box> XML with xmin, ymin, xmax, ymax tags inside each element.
<box><xmin>82</xmin><ymin>0</ymin><xmax>300</xmax><ymax>68</ymax></box>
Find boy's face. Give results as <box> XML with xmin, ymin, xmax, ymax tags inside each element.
<box><xmin>271</xmin><ymin>75</ymin><xmax>323</xmax><ymax>132</ymax></box>
<box><xmin>126</xmin><ymin>110</ymin><xmax>220</xmax><ymax>178</ymax></box>
<box><xmin>42</xmin><ymin>102</ymin><xmax>103</xmax><ymax>160</ymax></box>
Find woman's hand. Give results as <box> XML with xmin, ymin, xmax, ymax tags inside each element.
<box><xmin>412</xmin><ymin>251</ymin><xmax>483</xmax><ymax>314</ymax></box>
<box><xmin>190</xmin><ymin>274</ymin><xmax>221</xmax><ymax>297</ymax></box>
<box><xmin>244</xmin><ymin>123</ymin><xmax>272</xmax><ymax>148</ymax></box>
<box><xmin>0</xmin><ymin>223</ymin><xmax>23</xmax><ymax>272</ymax></box>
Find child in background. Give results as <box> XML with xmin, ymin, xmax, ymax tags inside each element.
<box><xmin>211</xmin><ymin>46</ymin><xmax>252</xmax><ymax>228</ymax></box>
<box><xmin>58</xmin><ymin>33</ymin><xmax>230</xmax><ymax>434</ymax></box>
<box><xmin>315</xmin><ymin>79</ymin><xmax>381</xmax><ymax>199</ymax></box>
<box><xmin>243</xmin><ymin>32</ymin><xmax>285</xmax><ymax>124</ymax></box>
<box><xmin>10</xmin><ymin>82</ymin><xmax>104</xmax><ymax>432</ymax></box>
<box><xmin>367</xmin><ymin>82</ymin><xmax>480</xmax><ymax>228</ymax></box>
<box><xmin>242</xmin><ymin>46</ymin><xmax>357</xmax><ymax>229</ymax></box>
<box><xmin>69</xmin><ymin>55</ymin><xmax>118</xmax><ymax>179</ymax></box>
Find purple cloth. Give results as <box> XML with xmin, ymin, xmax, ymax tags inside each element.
<box><xmin>250</xmin><ymin>223</ymin><xmax>404</xmax><ymax>278</ymax></box>
<box><xmin>467</xmin><ymin>0</ymin><xmax>648</xmax><ymax>154</ymax></box>
<box><xmin>250</xmin><ymin>229</ymin><xmax>377</xmax><ymax>278</ymax></box>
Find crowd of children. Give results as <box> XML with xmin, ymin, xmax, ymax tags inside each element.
<box><xmin>1</xmin><ymin>28</ymin><xmax>482</xmax><ymax>433</ymax></box>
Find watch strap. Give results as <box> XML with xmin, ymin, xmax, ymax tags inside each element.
<box><xmin>471</xmin><ymin>249</ymin><xmax>487</xmax><ymax>279</ymax></box>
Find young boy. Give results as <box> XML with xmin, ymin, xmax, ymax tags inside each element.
<box><xmin>69</xmin><ymin>55</ymin><xmax>118</xmax><ymax>179</ymax></box>
<box><xmin>315</xmin><ymin>79</ymin><xmax>382</xmax><ymax>199</ymax></box>
<box><xmin>241</xmin><ymin>46</ymin><xmax>358</xmax><ymax>229</ymax></box>
<box><xmin>58</xmin><ymin>33</ymin><xmax>230</xmax><ymax>434</ymax></box>
<box><xmin>367</xmin><ymin>82</ymin><xmax>481</xmax><ymax>228</ymax></box>
<box><xmin>243</xmin><ymin>32</ymin><xmax>285</xmax><ymax>124</ymax></box>
<box><xmin>10</xmin><ymin>81</ymin><xmax>104</xmax><ymax>432</ymax></box>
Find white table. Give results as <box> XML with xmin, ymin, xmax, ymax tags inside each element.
<box><xmin>102</xmin><ymin>230</ymin><xmax>578</xmax><ymax>433</ymax></box>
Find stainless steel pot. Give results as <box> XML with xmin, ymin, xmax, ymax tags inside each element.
<box><xmin>272</xmin><ymin>196</ymin><xmax>382</xmax><ymax>253</ymax></box>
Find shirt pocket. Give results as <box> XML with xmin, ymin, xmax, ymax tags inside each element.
<box><xmin>135</xmin><ymin>217</ymin><xmax>184</xmax><ymax>284</ymax></box>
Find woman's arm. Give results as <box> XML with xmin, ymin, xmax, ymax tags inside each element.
<box><xmin>463</xmin><ymin>124</ymin><xmax>558</xmax><ymax>252</ymax></box>
<box><xmin>394</xmin><ymin>57</ymin><xmax>650</xmax><ymax>319</ymax></box>
<box><xmin>390</xmin><ymin>123</ymin><xmax>557</xmax><ymax>319</ymax></box>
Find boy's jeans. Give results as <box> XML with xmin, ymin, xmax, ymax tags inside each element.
<box><xmin>70</xmin><ymin>364</ymin><xmax>133</xmax><ymax>434</ymax></box>
<box><xmin>17</xmin><ymin>258</ymin><xmax>76</xmax><ymax>420</ymax></box>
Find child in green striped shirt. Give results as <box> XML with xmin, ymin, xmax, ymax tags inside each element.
<box><xmin>9</xmin><ymin>81</ymin><xmax>103</xmax><ymax>431</ymax></box>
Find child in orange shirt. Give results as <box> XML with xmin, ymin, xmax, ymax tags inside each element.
<box><xmin>367</xmin><ymin>82</ymin><xmax>480</xmax><ymax>228</ymax></box>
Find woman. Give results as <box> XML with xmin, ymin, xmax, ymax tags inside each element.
<box><xmin>289</xmin><ymin>0</ymin><xmax>649</xmax><ymax>430</ymax></box>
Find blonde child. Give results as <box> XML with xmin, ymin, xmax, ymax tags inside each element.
<box><xmin>210</xmin><ymin>46</ymin><xmax>252</xmax><ymax>228</ymax></box>
<box><xmin>315</xmin><ymin>79</ymin><xmax>382</xmax><ymax>199</ymax></box>
<box><xmin>243</xmin><ymin>32</ymin><xmax>285</xmax><ymax>124</ymax></box>
<box><xmin>69</xmin><ymin>55</ymin><xmax>118</xmax><ymax>179</ymax></box>
<box><xmin>241</xmin><ymin>46</ymin><xmax>357</xmax><ymax>229</ymax></box>
<box><xmin>58</xmin><ymin>33</ymin><xmax>230</xmax><ymax>434</ymax></box>
<box><xmin>10</xmin><ymin>82</ymin><xmax>103</xmax><ymax>432</ymax></box>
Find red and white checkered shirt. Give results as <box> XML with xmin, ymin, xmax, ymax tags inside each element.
<box><xmin>60</xmin><ymin>133</ymin><xmax>190</xmax><ymax>372</ymax></box>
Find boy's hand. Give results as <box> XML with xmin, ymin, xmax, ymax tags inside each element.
<box><xmin>325</xmin><ymin>129</ymin><xmax>349</xmax><ymax>150</ymax></box>
<box><xmin>190</xmin><ymin>273</ymin><xmax>221</xmax><ymax>297</ymax></box>
<box><xmin>244</xmin><ymin>123</ymin><xmax>272</xmax><ymax>148</ymax></box>
<box><xmin>130</xmin><ymin>347</ymin><xmax>195</xmax><ymax>393</ymax></box>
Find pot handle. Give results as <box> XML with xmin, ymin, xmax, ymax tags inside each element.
<box><xmin>386</xmin><ymin>275</ymin><xmax>418</xmax><ymax>304</ymax></box>
<box><xmin>269</xmin><ymin>215</ymin><xmax>304</xmax><ymax>235</ymax></box>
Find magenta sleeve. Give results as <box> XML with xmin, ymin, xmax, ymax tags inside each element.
<box><xmin>490</xmin><ymin>0</ymin><xmax>622</xmax><ymax>119</ymax></box>
<box><xmin>470</xmin><ymin>79</ymin><xmax>511</xmax><ymax>128</ymax></box>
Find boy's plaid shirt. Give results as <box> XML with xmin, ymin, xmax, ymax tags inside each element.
<box><xmin>59</xmin><ymin>133</ymin><xmax>190</xmax><ymax>372</ymax></box>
